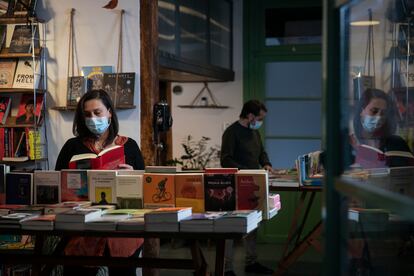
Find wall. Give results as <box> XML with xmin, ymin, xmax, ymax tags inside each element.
<box><xmin>36</xmin><ymin>0</ymin><xmax>141</xmax><ymax>169</ymax></box>
<box><xmin>171</xmin><ymin>0</ymin><xmax>243</xmax><ymax>167</ymax></box>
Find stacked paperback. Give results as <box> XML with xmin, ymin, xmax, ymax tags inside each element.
<box><xmin>144</xmin><ymin>207</ymin><xmax>192</xmax><ymax>232</ymax></box>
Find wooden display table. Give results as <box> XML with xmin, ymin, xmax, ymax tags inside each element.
<box><xmin>0</xmin><ymin>229</ymin><xmax>246</xmax><ymax>276</ymax></box>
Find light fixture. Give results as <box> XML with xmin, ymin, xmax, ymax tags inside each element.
<box><xmin>350</xmin><ymin>20</ymin><xmax>380</xmax><ymax>26</ymax></box>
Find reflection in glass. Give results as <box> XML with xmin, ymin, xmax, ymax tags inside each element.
<box><xmin>158</xmin><ymin>0</ymin><xmax>176</xmax><ymax>55</ymax></box>
<box><xmin>209</xmin><ymin>0</ymin><xmax>231</xmax><ymax>68</ymax></box>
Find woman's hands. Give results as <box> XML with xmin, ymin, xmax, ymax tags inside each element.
<box><xmin>117</xmin><ymin>164</ymin><xmax>133</xmax><ymax>170</ymax></box>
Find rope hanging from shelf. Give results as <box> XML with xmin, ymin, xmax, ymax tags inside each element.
<box><xmin>363</xmin><ymin>9</ymin><xmax>376</xmax><ymax>80</ymax></box>
<box><xmin>113</xmin><ymin>9</ymin><xmax>125</xmax><ymax>108</ymax></box>
<box><xmin>189</xmin><ymin>82</ymin><xmax>220</xmax><ymax>106</ymax></box>
<box><xmin>66</xmin><ymin>8</ymin><xmax>77</xmax><ymax>78</ymax></box>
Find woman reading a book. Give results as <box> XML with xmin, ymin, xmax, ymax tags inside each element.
<box><xmin>351</xmin><ymin>88</ymin><xmax>413</xmax><ymax>168</ymax></box>
<box><xmin>55</xmin><ymin>89</ymin><xmax>144</xmax><ymax>276</ymax></box>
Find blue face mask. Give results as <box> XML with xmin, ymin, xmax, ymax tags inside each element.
<box><xmin>361</xmin><ymin>115</ymin><xmax>383</xmax><ymax>133</ymax></box>
<box><xmin>85</xmin><ymin>117</ymin><xmax>110</xmax><ymax>135</ymax></box>
<box><xmin>249</xmin><ymin>120</ymin><xmax>263</xmax><ymax>130</ymax></box>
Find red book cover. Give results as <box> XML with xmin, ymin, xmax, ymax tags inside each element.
<box><xmin>60</xmin><ymin>170</ymin><xmax>89</xmax><ymax>202</ymax></box>
<box><xmin>16</xmin><ymin>94</ymin><xmax>44</xmax><ymax>125</ymax></box>
<box><xmin>204</xmin><ymin>168</ymin><xmax>238</xmax><ymax>174</ymax></box>
<box><xmin>356</xmin><ymin>144</ymin><xmax>414</xmax><ymax>168</ymax></box>
<box><xmin>68</xmin><ymin>145</ymin><xmax>125</xmax><ymax>170</ymax></box>
<box><xmin>0</xmin><ymin>96</ymin><xmax>11</xmax><ymax>124</ymax></box>
<box><xmin>175</xmin><ymin>173</ymin><xmax>204</xmax><ymax>213</ymax></box>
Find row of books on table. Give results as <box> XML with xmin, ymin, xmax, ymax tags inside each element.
<box><xmin>0</xmin><ymin>202</ymin><xmax>270</xmax><ymax>234</ymax></box>
<box><xmin>296</xmin><ymin>151</ymin><xmax>324</xmax><ymax>186</ymax></box>
<box><xmin>0</xmin><ymin>166</ymin><xmax>281</xmax><ymax>221</ymax></box>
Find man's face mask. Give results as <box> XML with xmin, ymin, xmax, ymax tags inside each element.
<box><xmin>361</xmin><ymin>115</ymin><xmax>384</xmax><ymax>133</ymax></box>
<box><xmin>85</xmin><ymin>117</ymin><xmax>110</xmax><ymax>135</ymax></box>
<box><xmin>249</xmin><ymin>119</ymin><xmax>263</xmax><ymax>130</ymax></box>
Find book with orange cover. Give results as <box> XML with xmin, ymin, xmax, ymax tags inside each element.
<box><xmin>175</xmin><ymin>173</ymin><xmax>204</xmax><ymax>213</ymax></box>
<box><xmin>143</xmin><ymin>173</ymin><xmax>175</xmax><ymax>208</ymax></box>
<box><xmin>68</xmin><ymin>145</ymin><xmax>125</xmax><ymax>170</ymax></box>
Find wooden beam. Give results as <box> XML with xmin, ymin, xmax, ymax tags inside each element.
<box><xmin>140</xmin><ymin>0</ymin><xmax>159</xmax><ymax>167</ymax></box>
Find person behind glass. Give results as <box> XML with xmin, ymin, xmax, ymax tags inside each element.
<box><xmin>350</xmin><ymin>88</ymin><xmax>413</xmax><ymax>168</ymax></box>
<box><xmin>55</xmin><ymin>89</ymin><xmax>145</xmax><ymax>276</ymax></box>
<box><xmin>220</xmin><ymin>99</ymin><xmax>274</xmax><ymax>276</ymax></box>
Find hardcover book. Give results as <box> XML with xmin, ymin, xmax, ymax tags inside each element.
<box><xmin>5</xmin><ymin>172</ymin><xmax>33</xmax><ymax>205</ymax></box>
<box><xmin>0</xmin><ymin>60</ymin><xmax>16</xmax><ymax>89</ymax></box>
<box><xmin>0</xmin><ymin>96</ymin><xmax>11</xmax><ymax>124</ymax></box>
<box><xmin>67</xmin><ymin>76</ymin><xmax>85</xmax><ymax>107</ymax></box>
<box><xmin>175</xmin><ymin>173</ymin><xmax>204</xmax><ymax>213</ymax></box>
<box><xmin>60</xmin><ymin>169</ymin><xmax>89</xmax><ymax>202</ymax></box>
<box><xmin>16</xmin><ymin>94</ymin><xmax>43</xmax><ymax>125</ymax></box>
<box><xmin>12</xmin><ymin>58</ymin><xmax>41</xmax><ymax>89</ymax></box>
<box><xmin>235</xmin><ymin>170</ymin><xmax>271</xmax><ymax>219</ymax></box>
<box><xmin>34</xmin><ymin>170</ymin><xmax>60</xmax><ymax>204</ymax></box>
<box><xmin>87</xmin><ymin>170</ymin><xmax>117</xmax><ymax>204</ymax></box>
<box><xmin>8</xmin><ymin>25</ymin><xmax>37</xmax><ymax>53</ymax></box>
<box><xmin>68</xmin><ymin>145</ymin><xmax>125</xmax><ymax>170</ymax></box>
<box><xmin>143</xmin><ymin>173</ymin><xmax>175</xmax><ymax>208</ymax></box>
<box><xmin>204</xmin><ymin>172</ymin><xmax>236</xmax><ymax>211</ymax></box>
<box><xmin>81</xmin><ymin>65</ymin><xmax>112</xmax><ymax>91</ymax></box>
<box><xmin>103</xmin><ymin>72</ymin><xmax>135</xmax><ymax>106</ymax></box>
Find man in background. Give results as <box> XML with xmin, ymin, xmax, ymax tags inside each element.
<box><xmin>221</xmin><ymin>99</ymin><xmax>274</xmax><ymax>275</ymax></box>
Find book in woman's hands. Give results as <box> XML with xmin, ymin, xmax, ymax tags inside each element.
<box><xmin>356</xmin><ymin>144</ymin><xmax>414</xmax><ymax>169</ymax></box>
<box><xmin>69</xmin><ymin>145</ymin><xmax>125</xmax><ymax>170</ymax></box>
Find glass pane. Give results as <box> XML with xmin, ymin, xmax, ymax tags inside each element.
<box><xmin>266</xmin><ymin>139</ymin><xmax>321</xmax><ymax>169</ymax></box>
<box><xmin>265</xmin><ymin>100</ymin><xmax>322</xmax><ymax>137</ymax></box>
<box><xmin>265</xmin><ymin>7</ymin><xmax>322</xmax><ymax>46</ymax></box>
<box><xmin>209</xmin><ymin>0</ymin><xmax>231</xmax><ymax>69</ymax></box>
<box><xmin>158</xmin><ymin>0</ymin><xmax>177</xmax><ymax>55</ymax></box>
<box><xmin>179</xmin><ymin>0</ymin><xmax>208</xmax><ymax>63</ymax></box>
<box><xmin>265</xmin><ymin>61</ymin><xmax>322</xmax><ymax>98</ymax></box>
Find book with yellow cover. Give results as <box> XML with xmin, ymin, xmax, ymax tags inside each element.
<box><xmin>175</xmin><ymin>173</ymin><xmax>204</xmax><ymax>213</ymax></box>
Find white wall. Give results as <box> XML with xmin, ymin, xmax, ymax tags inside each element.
<box><xmin>171</xmin><ymin>0</ymin><xmax>243</xmax><ymax>167</ymax></box>
<box><xmin>37</xmin><ymin>0</ymin><xmax>141</xmax><ymax>169</ymax></box>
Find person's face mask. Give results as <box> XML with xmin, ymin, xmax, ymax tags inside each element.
<box><xmin>361</xmin><ymin>115</ymin><xmax>384</xmax><ymax>133</ymax></box>
<box><xmin>85</xmin><ymin>117</ymin><xmax>110</xmax><ymax>135</ymax></box>
<box><xmin>249</xmin><ymin>120</ymin><xmax>263</xmax><ymax>130</ymax></box>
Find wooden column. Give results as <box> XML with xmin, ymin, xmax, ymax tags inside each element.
<box><xmin>140</xmin><ymin>1</ymin><xmax>160</xmax><ymax>276</ymax></box>
<box><xmin>140</xmin><ymin>0</ymin><xmax>159</xmax><ymax>167</ymax></box>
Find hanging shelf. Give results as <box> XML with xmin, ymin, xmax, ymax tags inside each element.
<box><xmin>178</xmin><ymin>82</ymin><xmax>229</xmax><ymax>109</ymax></box>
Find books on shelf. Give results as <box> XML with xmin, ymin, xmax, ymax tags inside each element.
<box><xmin>297</xmin><ymin>152</ymin><xmax>324</xmax><ymax>186</ymax></box>
<box><xmin>204</xmin><ymin>171</ymin><xmax>236</xmax><ymax>211</ymax></box>
<box><xmin>68</xmin><ymin>145</ymin><xmax>125</xmax><ymax>170</ymax></box>
<box><xmin>214</xmin><ymin>210</ymin><xmax>262</xmax><ymax>233</ymax></box>
<box><xmin>87</xmin><ymin>170</ymin><xmax>117</xmax><ymax>204</ymax></box>
<box><xmin>67</xmin><ymin>76</ymin><xmax>85</xmax><ymax>107</ymax></box>
<box><xmin>143</xmin><ymin>173</ymin><xmax>175</xmax><ymax>208</ymax></box>
<box><xmin>0</xmin><ymin>3</ymin><xmax>13</xmax><ymax>16</ymax></box>
<box><xmin>0</xmin><ymin>164</ymin><xmax>10</xmax><ymax>204</ymax></box>
<box><xmin>180</xmin><ymin>212</ymin><xmax>226</xmax><ymax>232</ymax></box>
<box><xmin>175</xmin><ymin>173</ymin><xmax>204</xmax><ymax>213</ymax></box>
<box><xmin>60</xmin><ymin>170</ymin><xmax>89</xmax><ymax>202</ymax></box>
<box><xmin>0</xmin><ymin>212</ymin><xmax>38</xmax><ymax>229</ymax></box>
<box><xmin>16</xmin><ymin>94</ymin><xmax>44</xmax><ymax>125</ymax></box>
<box><xmin>12</xmin><ymin>58</ymin><xmax>41</xmax><ymax>89</ymax></box>
<box><xmin>27</xmin><ymin>129</ymin><xmax>44</xmax><ymax>160</ymax></box>
<box><xmin>103</xmin><ymin>72</ymin><xmax>135</xmax><ymax>106</ymax></box>
<box><xmin>355</xmin><ymin>144</ymin><xmax>414</xmax><ymax>169</ymax></box>
<box><xmin>5</xmin><ymin>172</ymin><xmax>33</xmax><ymax>205</ymax></box>
<box><xmin>269</xmin><ymin>169</ymin><xmax>299</xmax><ymax>187</ymax></box>
<box><xmin>0</xmin><ymin>96</ymin><xmax>11</xmax><ymax>125</ymax></box>
<box><xmin>12</xmin><ymin>0</ymin><xmax>38</xmax><ymax>16</ymax></box>
<box><xmin>0</xmin><ymin>60</ymin><xmax>16</xmax><ymax>89</ymax></box>
<box><xmin>8</xmin><ymin>25</ymin><xmax>34</xmax><ymax>53</ymax></box>
<box><xmin>81</xmin><ymin>65</ymin><xmax>113</xmax><ymax>91</ymax></box>
<box><xmin>20</xmin><ymin>214</ymin><xmax>55</xmax><ymax>230</ymax></box>
<box><xmin>33</xmin><ymin>170</ymin><xmax>60</xmax><ymax>204</ymax></box>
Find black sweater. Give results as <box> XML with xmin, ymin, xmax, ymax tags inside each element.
<box><xmin>55</xmin><ymin>137</ymin><xmax>145</xmax><ymax>170</ymax></box>
<box><xmin>220</xmin><ymin>121</ymin><xmax>271</xmax><ymax>169</ymax></box>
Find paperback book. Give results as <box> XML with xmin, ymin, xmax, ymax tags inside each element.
<box><xmin>143</xmin><ymin>173</ymin><xmax>175</xmax><ymax>208</ymax></box>
<box><xmin>12</xmin><ymin>58</ymin><xmax>41</xmax><ymax>89</ymax></box>
<box><xmin>0</xmin><ymin>96</ymin><xmax>11</xmax><ymax>124</ymax></box>
<box><xmin>87</xmin><ymin>170</ymin><xmax>117</xmax><ymax>204</ymax></box>
<box><xmin>81</xmin><ymin>65</ymin><xmax>112</xmax><ymax>91</ymax></box>
<box><xmin>355</xmin><ymin>144</ymin><xmax>414</xmax><ymax>169</ymax></box>
<box><xmin>103</xmin><ymin>72</ymin><xmax>135</xmax><ymax>107</ymax></box>
<box><xmin>69</xmin><ymin>145</ymin><xmax>125</xmax><ymax>170</ymax></box>
<box><xmin>214</xmin><ymin>210</ymin><xmax>262</xmax><ymax>233</ymax></box>
<box><xmin>204</xmin><ymin>172</ymin><xmax>236</xmax><ymax>211</ymax></box>
<box><xmin>116</xmin><ymin>174</ymin><xmax>143</xmax><ymax>209</ymax></box>
<box><xmin>5</xmin><ymin>172</ymin><xmax>33</xmax><ymax>205</ymax></box>
<box><xmin>0</xmin><ymin>60</ymin><xmax>16</xmax><ymax>89</ymax></box>
<box><xmin>20</xmin><ymin>214</ymin><xmax>55</xmax><ymax>230</ymax></box>
<box><xmin>60</xmin><ymin>170</ymin><xmax>89</xmax><ymax>202</ymax></box>
<box><xmin>67</xmin><ymin>76</ymin><xmax>85</xmax><ymax>107</ymax></box>
<box><xmin>180</xmin><ymin>212</ymin><xmax>227</xmax><ymax>232</ymax></box>
<box><xmin>34</xmin><ymin>170</ymin><xmax>60</xmax><ymax>204</ymax></box>
<box><xmin>15</xmin><ymin>94</ymin><xmax>43</xmax><ymax>125</ymax></box>
<box><xmin>175</xmin><ymin>173</ymin><xmax>204</xmax><ymax>213</ymax></box>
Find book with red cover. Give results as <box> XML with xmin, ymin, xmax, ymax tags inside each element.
<box><xmin>0</xmin><ymin>96</ymin><xmax>11</xmax><ymax>124</ymax></box>
<box><xmin>355</xmin><ymin>144</ymin><xmax>414</xmax><ymax>169</ymax></box>
<box><xmin>68</xmin><ymin>145</ymin><xmax>125</xmax><ymax>170</ymax></box>
<box><xmin>16</xmin><ymin>94</ymin><xmax>44</xmax><ymax>125</ymax></box>
<box><xmin>204</xmin><ymin>168</ymin><xmax>238</xmax><ymax>174</ymax></box>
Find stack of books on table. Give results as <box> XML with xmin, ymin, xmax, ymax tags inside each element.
<box><xmin>268</xmin><ymin>193</ymin><xmax>282</xmax><ymax>219</ymax></box>
<box><xmin>269</xmin><ymin>169</ymin><xmax>299</xmax><ymax>188</ymax></box>
<box><xmin>0</xmin><ymin>205</ymin><xmax>27</xmax><ymax>216</ymax></box>
<box><xmin>180</xmin><ymin>211</ymin><xmax>227</xmax><ymax>232</ymax></box>
<box><xmin>144</xmin><ymin>207</ymin><xmax>192</xmax><ymax>232</ymax></box>
<box><xmin>0</xmin><ymin>213</ymin><xmax>39</xmax><ymax>229</ymax></box>
<box><xmin>44</xmin><ymin>201</ymin><xmax>92</xmax><ymax>214</ymax></box>
<box><xmin>214</xmin><ymin>210</ymin><xmax>262</xmax><ymax>233</ymax></box>
<box><xmin>348</xmin><ymin>208</ymin><xmax>389</xmax><ymax>232</ymax></box>
<box><xmin>116</xmin><ymin>209</ymin><xmax>153</xmax><ymax>231</ymax></box>
<box><xmin>21</xmin><ymin>214</ymin><xmax>56</xmax><ymax>231</ymax></box>
<box><xmin>85</xmin><ymin>209</ymin><xmax>147</xmax><ymax>231</ymax></box>
<box><xmin>55</xmin><ymin>208</ymin><xmax>102</xmax><ymax>230</ymax></box>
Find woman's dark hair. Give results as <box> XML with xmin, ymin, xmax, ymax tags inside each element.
<box><xmin>239</xmin><ymin>99</ymin><xmax>267</xmax><ymax>118</ymax></box>
<box><xmin>73</xmin><ymin>89</ymin><xmax>119</xmax><ymax>145</ymax></box>
<box><xmin>353</xmin><ymin>88</ymin><xmax>397</xmax><ymax>139</ymax></box>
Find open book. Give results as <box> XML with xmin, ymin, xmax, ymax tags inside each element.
<box><xmin>68</xmin><ymin>145</ymin><xmax>125</xmax><ymax>170</ymax></box>
<box><xmin>355</xmin><ymin>144</ymin><xmax>414</xmax><ymax>168</ymax></box>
